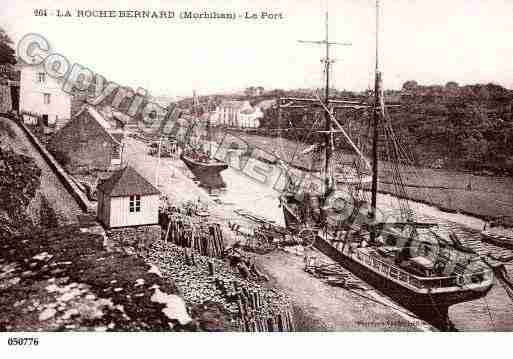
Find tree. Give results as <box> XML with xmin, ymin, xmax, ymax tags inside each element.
<box><xmin>0</xmin><ymin>27</ymin><xmax>16</xmax><ymax>65</ymax></box>
<box><xmin>461</xmin><ymin>135</ymin><xmax>489</xmax><ymax>168</ymax></box>
<box><xmin>244</xmin><ymin>86</ymin><xmax>256</xmax><ymax>97</ymax></box>
<box><xmin>445</xmin><ymin>81</ymin><xmax>459</xmax><ymax>90</ymax></box>
<box><xmin>402</xmin><ymin>81</ymin><xmax>418</xmax><ymax>92</ymax></box>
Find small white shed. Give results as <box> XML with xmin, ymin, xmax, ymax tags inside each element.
<box><xmin>97</xmin><ymin>166</ymin><xmax>160</xmax><ymax>228</ymax></box>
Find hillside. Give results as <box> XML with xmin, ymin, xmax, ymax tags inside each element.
<box><xmin>255</xmin><ymin>83</ymin><xmax>513</xmax><ymax>176</ymax></box>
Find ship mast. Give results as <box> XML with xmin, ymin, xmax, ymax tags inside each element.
<box><xmin>370</xmin><ymin>0</ymin><xmax>382</xmax><ymax>242</ymax></box>
<box><xmin>298</xmin><ymin>12</ymin><xmax>351</xmax><ymax>197</ymax></box>
<box><xmin>323</xmin><ymin>13</ymin><xmax>333</xmax><ymax>197</ymax></box>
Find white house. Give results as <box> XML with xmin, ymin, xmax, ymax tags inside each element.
<box><xmin>97</xmin><ymin>166</ymin><xmax>160</xmax><ymax>228</ymax></box>
<box><xmin>239</xmin><ymin>107</ymin><xmax>263</xmax><ymax>128</ymax></box>
<box><xmin>215</xmin><ymin>100</ymin><xmax>253</xmax><ymax>127</ymax></box>
<box><xmin>18</xmin><ymin>64</ymin><xmax>71</xmax><ymax>126</ymax></box>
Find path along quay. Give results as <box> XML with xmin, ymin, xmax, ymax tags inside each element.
<box><xmin>124</xmin><ymin>136</ymin><xmax>513</xmax><ymax>331</ymax></box>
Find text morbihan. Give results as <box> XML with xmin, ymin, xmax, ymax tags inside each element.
<box><xmin>180</xmin><ymin>11</ymin><xmax>236</xmax><ymax>20</ymax></box>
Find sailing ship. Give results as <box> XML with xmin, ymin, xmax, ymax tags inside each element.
<box><xmin>180</xmin><ymin>91</ymin><xmax>229</xmax><ymax>188</ymax></box>
<box><xmin>278</xmin><ymin>3</ymin><xmax>494</xmax><ymax>330</ymax></box>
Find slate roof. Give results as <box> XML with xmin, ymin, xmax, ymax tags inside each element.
<box><xmin>97</xmin><ymin>166</ymin><xmax>160</xmax><ymax>197</ymax></box>
<box><xmin>71</xmin><ymin>105</ymin><xmax>123</xmax><ymax>145</ymax></box>
<box><xmin>112</xmin><ymin>110</ymin><xmax>131</xmax><ymax>124</ymax></box>
<box><xmin>111</xmin><ymin>133</ymin><xmax>124</xmax><ymax>144</ymax></box>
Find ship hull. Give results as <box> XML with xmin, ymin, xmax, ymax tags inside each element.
<box><xmin>180</xmin><ymin>153</ymin><xmax>228</xmax><ymax>189</ymax></box>
<box><xmin>281</xmin><ymin>202</ymin><xmax>494</xmax><ymax>330</ymax></box>
<box><xmin>313</xmin><ymin>235</ymin><xmax>493</xmax><ymax>330</ymax></box>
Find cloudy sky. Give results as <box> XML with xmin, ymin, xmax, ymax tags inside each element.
<box><xmin>1</xmin><ymin>0</ymin><xmax>513</xmax><ymax>97</ymax></box>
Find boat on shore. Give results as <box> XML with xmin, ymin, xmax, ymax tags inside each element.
<box><xmin>180</xmin><ymin>91</ymin><xmax>229</xmax><ymax>189</ymax></box>
<box><xmin>180</xmin><ymin>150</ymin><xmax>228</xmax><ymax>188</ymax></box>
<box><xmin>278</xmin><ymin>3</ymin><xmax>494</xmax><ymax>330</ymax></box>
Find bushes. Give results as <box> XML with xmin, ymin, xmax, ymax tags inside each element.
<box><xmin>40</xmin><ymin>194</ymin><xmax>59</xmax><ymax>228</ymax></box>
<box><xmin>0</xmin><ymin>146</ymin><xmax>41</xmax><ymax>235</ymax></box>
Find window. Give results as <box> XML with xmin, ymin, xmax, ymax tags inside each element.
<box><xmin>129</xmin><ymin>195</ymin><xmax>141</xmax><ymax>213</ymax></box>
<box><xmin>111</xmin><ymin>144</ymin><xmax>121</xmax><ymax>165</ymax></box>
<box><xmin>112</xmin><ymin>144</ymin><xmax>121</xmax><ymax>159</ymax></box>
<box><xmin>37</xmin><ymin>72</ymin><xmax>46</xmax><ymax>83</ymax></box>
<box><xmin>43</xmin><ymin>93</ymin><xmax>51</xmax><ymax>104</ymax></box>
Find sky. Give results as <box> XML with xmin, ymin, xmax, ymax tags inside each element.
<box><xmin>1</xmin><ymin>0</ymin><xmax>513</xmax><ymax>98</ymax></box>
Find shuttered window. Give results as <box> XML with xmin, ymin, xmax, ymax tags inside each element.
<box><xmin>129</xmin><ymin>195</ymin><xmax>141</xmax><ymax>213</ymax></box>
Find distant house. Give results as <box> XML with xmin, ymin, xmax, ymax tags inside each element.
<box><xmin>239</xmin><ymin>107</ymin><xmax>263</xmax><ymax>128</ymax></box>
<box><xmin>18</xmin><ymin>63</ymin><xmax>71</xmax><ymax>126</ymax></box>
<box><xmin>48</xmin><ymin>105</ymin><xmax>124</xmax><ymax>173</ymax></box>
<box><xmin>215</xmin><ymin>100</ymin><xmax>263</xmax><ymax>128</ymax></box>
<box><xmin>97</xmin><ymin>166</ymin><xmax>160</xmax><ymax>228</ymax></box>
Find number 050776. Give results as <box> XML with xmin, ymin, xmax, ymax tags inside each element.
<box><xmin>7</xmin><ymin>337</ymin><xmax>39</xmax><ymax>346</ymax></box>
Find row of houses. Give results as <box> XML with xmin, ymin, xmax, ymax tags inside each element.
<box><xmin>13</xmin><ymin>62</ymin><xmax>274</xmax><ymax>133</ymax></box>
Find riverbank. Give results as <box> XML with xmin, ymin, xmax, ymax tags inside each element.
<box><xmin>226</xmin><ymin>131</ymin><xmax>513</xmax><ymax>228</ymax></box>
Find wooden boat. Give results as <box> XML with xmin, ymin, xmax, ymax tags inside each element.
<box><xmin>180</xmin><ymin>151</ymin><xmax>228</xmax><ymax>188</ymax></box>
<box><xmin>278</xmin><ymin>3</ymin><xmax>494</xmax><ymax>330</ymax></box>
<box><xmin>180</xmin><ymin>92</ymin><xmax>228</xmax><ymax>188</ymax></box>
<box><xmin>481</xmin><ymin>231</ymin><xmax>513</xmax><ymax>250</ymax></box>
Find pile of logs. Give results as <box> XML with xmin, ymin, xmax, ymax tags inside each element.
<box><xmin>162</xmin><ymin>213</ymin><xmax>225</xmax><ymax>258</ymax></box>
<box><xmin>305</xmin><ymin>256</ymin><xmax>370</xmax><ymax>290</ymax></box>
<box><xmin>145</xmin><ymin>241</ymin><xmax>295</xmax><ymax>332</ymax></box>
<box><xmin>232</xmin><ymin>306</ymin><xmax>295</xmax><ymax>332</ymax></box>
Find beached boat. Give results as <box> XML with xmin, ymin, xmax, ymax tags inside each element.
<box><xmin>180</xmin><ymin>92</ymin><xmax>228</xmax><ymax>188</ymax></box>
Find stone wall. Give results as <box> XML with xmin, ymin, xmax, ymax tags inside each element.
<box><xmin>106</xmin><ymin>224</ymin><xmax>161</xmax><ymax>251</ymax></box>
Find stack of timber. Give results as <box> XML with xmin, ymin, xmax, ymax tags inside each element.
<box><xmin>145</xmin><ymin>241</ymin><xmax>295</xmax><ymax>332</ymax></box>
<box><xmin>305</xmin><ymin>256</ymin><xmax>370</xmax><ymax>290</ymax></box>
<box><xmin>161</xmin><ymin>213</ymin><xmax>225</xmax><ymax>258</ymax></box>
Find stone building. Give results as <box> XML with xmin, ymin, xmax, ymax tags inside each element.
<box><xmin>18</xmin><ymin>63</ymin><xmax>71</xmax><ymax>126</ymax></box>
<box><xmin>48</xmin><ymin>105</ymin><xmax>124</xmax><ymax>173</ymax></box>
